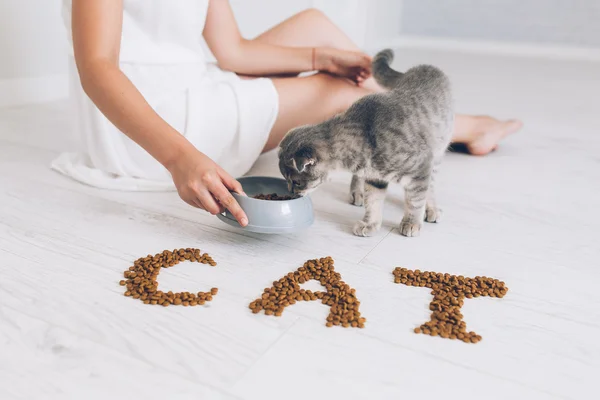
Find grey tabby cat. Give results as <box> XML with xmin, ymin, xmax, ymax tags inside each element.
<box><xmin>278</xmin><ymin>49</ymin><xmax>454</xmax><ymax>237</ymax></box>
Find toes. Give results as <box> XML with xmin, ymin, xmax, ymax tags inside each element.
<box><xmin>467</xmin><ymin>118</ymin><xmax>523</xmax><ymax>156</ymax></box>
<box><xmin>400</xmin><ymin>220</ymin><xmax>421</xmax><ymax>237</ymax></box>
<box><xmin>353</xmin><ymin>220</ymin><xmax>380</xmax><ymax>237</ymax></box>
<box><xmin>350</xmin><ymin>191</ymin><xmax>364</xmax><ymax>207</ymax></box>
<box><xmin>425</xmin><ymin>207</ymin><xmax>442</xmax><ymax>223</ymax></box>
<box><xmin>505</xmin><ymin>119</ymin><xmax>524</xmax><ymax>134</ymax></box>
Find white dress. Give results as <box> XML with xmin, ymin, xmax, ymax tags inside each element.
<box><xmin>53</xmin><ymin>0</ymin><xmax>279</xmax><ymax>191</ymax></box>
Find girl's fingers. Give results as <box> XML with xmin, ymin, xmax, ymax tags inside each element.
<box><xmin>192</xmin><ymin>198</ymin><xmax>205</xmax><ymax>210</ymax></box>
<box><xmin>183</xmin><ymin>197</ymin><xmax>201</xmax><ymax>209</ymax></box>
<box><xmin>192</xmin><ymin>192</ymin><xmax>224</xmax><ymax>215</ymax></box>
<box><xmin>218</xmin><ymin>169</ymin><xmax>246</xmax><ymax>196</ymax></box>
<box><xmin>206</xmin><ymin>179</ymin><xmax>248</xmax><ymax>226</ymax></box>
<box><xmin>196</xmin><ymin>189</ymin><xmax>222</xmax><ymax>215</ymax></box>
<box><xmin>359</xmin><ymin>56</ymin><xmax>371</xmax><ymax>70</ymax></box>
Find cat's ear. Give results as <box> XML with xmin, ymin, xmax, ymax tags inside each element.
<box><xmin>291</xmin><ymin>156</ymin><xmax>315</xmax><ymax>173</ymax></box>
<box><xmin>290</xmin><ymin>146</ymin><xmax>316</xmax><ymax>173</ymax></box>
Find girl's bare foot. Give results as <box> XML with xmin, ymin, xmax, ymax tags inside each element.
<box><xmin>464</xmin><ymin>116</ymin><xmax>523</xmax><ymax>155</ymax></box>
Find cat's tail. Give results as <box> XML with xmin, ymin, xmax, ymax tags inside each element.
<box><xmin>372</xmin><ymin>49</ymin><xmax>404</xmax><ymax>90</ymax></box>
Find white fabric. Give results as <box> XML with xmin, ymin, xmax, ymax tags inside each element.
<box><xmin>54</xmin><ymin>0</ymin><xmax>279</xmax><ymax>191</ymax></box>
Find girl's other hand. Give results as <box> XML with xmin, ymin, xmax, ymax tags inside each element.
<box><xmin>316</xmin><ymin>47</ymin><xmax>372</xmax><ymax>85</ymax></box>
<box><xmin>167</xmin><ymin>147</ymin><xmax>248</xmax><ymax>226</ymax></box>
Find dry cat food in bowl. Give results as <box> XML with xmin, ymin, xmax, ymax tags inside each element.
<box><xmin>217</xmin><ymin>176</ymin><xmax>314</xmax><ymax>234</ymax></box>
<box><xmin>253</xmin><ymin>193</ymin><xmax>299</xmax><ymax>201</ymax></box>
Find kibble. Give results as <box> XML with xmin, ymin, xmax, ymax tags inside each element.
<box><xmin>252</xmin><ymin>193</ymin><xmax>299</xmax><ymax>201</ymax></box>
<box><xmin>393</xmin><ymin>267</ymin><xmax>508</xmax><ymax>344</ymax></box>
<box><xmin>249</xmin><ymin>257</ymin><xmax>366</xmax><ymax>328</ymax></box>
<box><xmin>120</xmin><ymin>248</ymin><xmax>218</xmax><ymax>307</ymax></box>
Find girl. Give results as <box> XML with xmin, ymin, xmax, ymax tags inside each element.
<box><xmin>57</xmin><ymin>0</ymin><xmax>522</xmax><ymax>227</ymax></box>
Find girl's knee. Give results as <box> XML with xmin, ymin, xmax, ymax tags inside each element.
<box><xmin>298</xmin><ymin>8</ymin><xmax>329</xmax><ymax>23</ymax></box>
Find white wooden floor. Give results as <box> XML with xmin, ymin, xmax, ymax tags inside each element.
<box><xmin>1</xmin><ymin>49</ymin><xmax>599</xmax><ymax>400</ymax></box>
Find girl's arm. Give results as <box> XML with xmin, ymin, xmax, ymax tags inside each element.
<box><xmin>203</xmin><ymin>0</ymin><xmax>371</xmax><ymax>80</ymax></box>
<box><xmin>72</xmin><ymin>0</ymin><xmax>248</xmax><ymax>226</ymax></box>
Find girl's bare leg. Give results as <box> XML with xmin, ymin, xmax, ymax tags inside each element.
<box><xmin>254</xmin><ymin>8</ymin><xmax>523</xmax><ymax>154</ymax></box>
<box><xmin>264</xmin><ymin>73</ymin><xmax>371</xmax><ymax>152</ymax></box>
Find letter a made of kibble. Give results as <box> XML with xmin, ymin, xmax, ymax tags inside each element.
<box><xmin>249</xmin><ymin>257</ymin><xmax>366</xmax><ymax>328</ymax></box>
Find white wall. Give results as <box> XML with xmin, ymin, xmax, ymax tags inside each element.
<box><xmin>0</xmin><ymin>0</ymin><xmax>68</xmax><ymax>107</ymax></box>
<box><xmin>400</xmin><ymin>0</ymin><xmax>600</xmax><ymax>48</ymax></box>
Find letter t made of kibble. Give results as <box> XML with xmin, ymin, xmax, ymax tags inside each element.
<box><xmin>393</xmin><ymin>268</ymin><xmax>509</xmax><ymax>344</ymax></box>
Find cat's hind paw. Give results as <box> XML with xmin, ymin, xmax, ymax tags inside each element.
<box><xmin>399</xmin><ymin>219</ymin><xmax>422</xmax><ymax>237</ymax></box>
<box><xmin>353</xmin><ymin>220</ymin><xmax>380</xmax><ymax>237</ymax></box>
<box><xmin>349</xmin><ymin>190</ymin><xmax>364</xmax><ymax>207</ymax></box>
<box><xmin>425</xmin><ymin>206</ymin><xmax>442</xmax><ymax>223</ymax></box>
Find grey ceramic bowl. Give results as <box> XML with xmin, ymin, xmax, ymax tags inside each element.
<box><xmin>216</xmin><ymin>176</ymin><xmax>314</xmax><ymax>234</ymax></box>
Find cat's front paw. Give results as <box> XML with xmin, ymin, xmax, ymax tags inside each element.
<box><xmin>425</xmin><ymin>206</ymin><xmax>442</xmax><ymax>223</ymax></box>
<box><xmin>349</xmin><ymin>190</ymin><xmax>364</xmax><ymax>207</ymax></box>
<box><xmin>353</xmin><ymin>220</ymin><xmax>380</xmax><ymax>237</ymax></box>
<box><xmin>399</xmin><ymin>218</ymin><xmax>422</xmax><ymax>237</ymax></box>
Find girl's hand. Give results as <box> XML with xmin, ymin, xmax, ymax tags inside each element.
<box><xmin>316</xmin><ymin>47</ymin><xmax>372</xmax><ymax>85</ymax></box>
<box><xmin>167</xmin><ymin>147</ymin><xmax>249</xmax><ymax>227</ymax></box>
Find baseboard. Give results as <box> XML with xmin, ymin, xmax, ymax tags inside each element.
<box><xmin>366</xmin><ymin>35</ymin><xmax>600</xmax><ymax>62</ymax></box>
<box><xmin>0</xmin><ymin>74</ymin><xmax>68</xmax><ymax>108</ymax></box>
